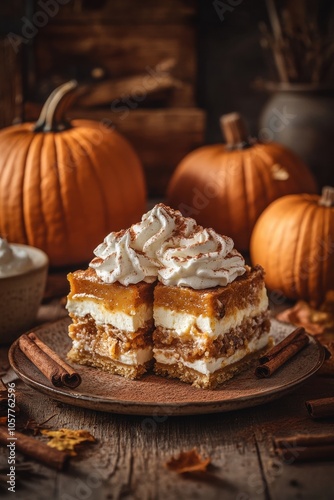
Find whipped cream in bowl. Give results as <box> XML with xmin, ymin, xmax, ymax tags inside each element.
<box><xmin>0</xmin><ymin>238</ymin><xmax>34</xmax><ymax>278</ymax></box>
<box><xmin>0</xmin><ymin>238</ymin><xmax>49</xmax><ymax>344</ymax></box>
<box><xmin>90</xmin><ymin>204</ymin><xmax>246</xmax><ymax>289</ymax></box>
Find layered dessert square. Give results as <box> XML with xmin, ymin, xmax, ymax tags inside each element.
<box><xmin>153</xmin><ymin>265</ymin><xmax>270</xmax><ymax>389</ymax></box>
<box><xmin>66</xmin><ymin>205</ymin><xmax>176</xmax><ymax>379</ymax></box>
<box><xmin>66</xmin><ymin>203</ymin><xmax>270</xmax><ymax>387</ymax></box>
<box><xmin>67</xmin><ymin>268</ymin><xmax>155</xmax><ymax>379</ymax></box>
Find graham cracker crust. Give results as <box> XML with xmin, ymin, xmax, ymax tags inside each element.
<box><xmin>154</xmin><ymin>344</ymin><xmax>270</xmax><ymax>389</ymax></box>
<box><xmin>67</xmin><ymin>348</ymin><xmax>153</xmax><ymax>380</ymax></box>
<box><xmin>69</xmin><ymin>316</ymin><xmax>153</xmax><ymax>353</ymax></box>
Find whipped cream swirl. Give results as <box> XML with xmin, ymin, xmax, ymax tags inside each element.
<box><xmin>90</xmin><ymin>204</ymin><xmax>246</xmax><ymax>289</ymax></box>
<box><xmin>90</xmin><ymin>204</ymin><xmax>194</xmax><ymax>286</ymax></box>
<box><xmin>130</xmin><ymin>203</ymin><xmax>196</xmax><ymax>260</ymax></box>
<box><xmin>90</xmin><ymin>230</ymin><xmax>156</xmax><ymax>285</ymax></box>
<box><xmin>158</xmin><ymin>227</ymin><xmax>245</xmax><ymax>288</ymax></box>
<box><xmin>0</xmin><ymin>238</ymin><xmax>33</xmax><ymax>278</ymax></box>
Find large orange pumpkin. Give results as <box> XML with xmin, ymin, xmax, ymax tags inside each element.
<box><xmin>0</xmin><ymin>81</ymin><xmax>146</xmax><ymax>267</ymax></box>
<box><xmin>167</xmin><ymin>113</ymin><xmax>317</xmax><ymax>251</ymax></box>
<box><xmin>250</xmin><ymin>186</ymin><xmax>334</xmax><ymax>307</ymax></box>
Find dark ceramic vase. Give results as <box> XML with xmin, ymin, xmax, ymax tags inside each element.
<box><xmin>259</xmin><ymin>86</ymin><xmax>334</xmax><ymax>190</ymax></box>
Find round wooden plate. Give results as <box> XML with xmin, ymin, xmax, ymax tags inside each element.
<box><xmin>9</xmin><ymin>317</ymin><xmax>325</xmax><ymax>416</ymax></box>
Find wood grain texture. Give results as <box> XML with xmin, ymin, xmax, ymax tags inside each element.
<box><xmin>50</xmin><ymin>0</ymin><xmax>197</xmax><ymax>24</ymax></box>
<box><xmin>35</xmin><ymin>24</ymin><xmax>196</xmax><ymax>89</ymax></box>
<box><xmin>1</xmin><ymin>299</ymin><xmax>334</xmax><ymax>499</ymax></box>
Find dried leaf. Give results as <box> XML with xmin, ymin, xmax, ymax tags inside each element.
<box><xmin>166</xmin><ymin>449</ymin><xmax>211</xmax><ymax>474</ymax></box>
<box><xmin>276</xmin><ymin>299</ymin><xmax>334</xmax><ymax>335</ymax></box>
<box><xmin>277</xmin><ymin>298</ymin><xmax>334</xmax><ymax>376</ymax></box>
<box><xmin>41</xmin><ymin>428</ymin><xmax>95</xmax><ymax>456</ymax></box>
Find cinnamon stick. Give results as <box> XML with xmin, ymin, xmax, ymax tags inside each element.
<box><xmin>274</xmin><ymin>434</ymin><xmax>334</xmax><ymax>447</ymax></box>
<box><xmin>305</xmin><ymin>397</ymin><xmax>334</xmax><ymax>419</ymax></box>
<box><xmin>28</xmin><ymin>333</ymin><xmax>81</xmax><ymax>388</ymax></box>
<box><xmin>0</xmin><ymin>427</ymin><xmax>69</xmax><ymax>471</ymax></box>
<box><xmin>275</xmin><ymin>445</ymin><xmax>334</xmax><ymax>463</ymax></box>
<box><xmin>259</xmin><ymin>327</ymin><xmax>306</xmax><ymax>363</ymax></box>
<box><xmin>18</xmin><ymin>334</ymin><xmax>81</xmax><ymax>389</ymax></box>
<box><xmin>255</xmin><ymin>327</ymin><xmax>309</xmax><ymax>378</ymax></box>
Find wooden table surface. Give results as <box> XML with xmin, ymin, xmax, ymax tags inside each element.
<box><xmin>1</xmin><ymin>293</ymin><xmax>334</xmax><ymax>500</ymax></box>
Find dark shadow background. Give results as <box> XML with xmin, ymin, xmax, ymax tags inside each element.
<box><xmin>0</xmin><ymin>0</ymin><xmax>275</xmax><ymax>140</ymax></box>
<box><xmin>198</xmin><ymin>0</ymin><xmax>270</xmax><ymax>141</ymax></box>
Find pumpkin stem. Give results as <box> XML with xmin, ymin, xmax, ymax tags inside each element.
<box><xmin>319</xmin><ymin>186</ymin><xmax>334</xmax><ymax>207</ymax></box>
<box><xmin>33</xmin><ymin>80</ymin><xmax>78</xmax><ymax>133</ymax></box>
<box><xmin>220</xmin><ymin>113</ymin><xmax>250</xmax><ymax>150</ymax></box>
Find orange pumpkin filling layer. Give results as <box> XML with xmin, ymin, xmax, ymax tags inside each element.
<box><xmin>154</xmin><ymin>266</ymin><xmax>264</xmax><ymax>317</ymax></box>
<box><xmin>68</xmin><ymin>268</ymin><xmax>155</xmax><ymax>313</ymax></box>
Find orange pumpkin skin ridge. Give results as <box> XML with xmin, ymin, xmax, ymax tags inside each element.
<box><xmin>167</xmin><ymin>142</ymin><xmax>317</xmax><ymax>251</ymax></box>
<box><xmin>250</xmin><ymin>193</ymin><xmax>334</xmax><ymax>307</ymax></box>
<box><xmin>0</xmin><ymin>120</ymin><xmax>146</xmax><ymax>267</ymax></box>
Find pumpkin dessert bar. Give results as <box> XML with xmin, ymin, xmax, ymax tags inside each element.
<box><xmin>66</xmin><ymin>203</ymin><xmax>270</xmax><ymax>387</ymax></box>
<box><xmin>65</xmin><ymin>204</ymin><xmax>185</xmax><ymax>380</ymax></box>
<box><xmin>153</xmin><ymin>265</ymin><xmax>270</xmax><ymax>389</ymax></box>
<box><xmin>66</xmin><ymin>268</ymin><xmax>155</xmax><ymax>379</ymax></box>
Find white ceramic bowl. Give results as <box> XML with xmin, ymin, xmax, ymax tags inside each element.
<box><xmin>0</xmin><ymin>244</ymin><xmax>48</xmax><ymax>344</ymax></box>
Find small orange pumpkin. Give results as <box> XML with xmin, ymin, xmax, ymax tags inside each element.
<box><xmin>250</xmin><ymin>186</ymin><xmax>334</xmax><ymax>307</ymax></box>
<box><xmin>167</xmin><ymin>113</ymin><xmax>317</xmax><ymax>251</ymax></box>
<box><xmin>0</xmin><ymin>81</ymin><xmax>146</xmax><ymax>267</ymax></box>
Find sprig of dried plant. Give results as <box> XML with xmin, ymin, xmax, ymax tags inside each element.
<box><xmin>260</xmin><ymin>0</ymin><xmax>334</xmax><ymax>84</ymax></box>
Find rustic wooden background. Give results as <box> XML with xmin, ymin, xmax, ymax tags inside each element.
<box><xmin>0</xmin><ymin>0</ymin><xmax>205</xmax><ymax>198</ymax></box>
<box><xmin>2</xmin><ymin>0</ymin><xmax>334</xmax><ymax>196</ymax></box>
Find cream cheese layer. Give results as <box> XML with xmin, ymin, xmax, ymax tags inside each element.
<box><xmin>71</xmin><ymin>339</ymin><xmax>153</xmax><ymax>366</ymax></box>
<box><xmin>67</xmin><ymin>297</ymin><xmax>152</xmax><ymax>332</ymax></box>
<box><xmin>154</xmin><ymin>286</ymin><xmax>268</xmax><ymax>339</ymax></box>
<box><xmin>154</xmin><ymin>334</ymin><xmax>269</xmax><ymax>375</ymax></box>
